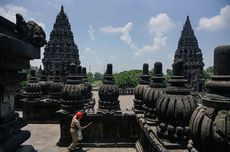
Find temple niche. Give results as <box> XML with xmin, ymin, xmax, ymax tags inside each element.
<box><xmin>174</xmin><ymin>16</ymin><xmax>205</xmax><ymax>92</ymax></box>
<box><xmin>42</xmin><ymin>5</ymin><xmax>81</xmax><ymax>79</ymax></box>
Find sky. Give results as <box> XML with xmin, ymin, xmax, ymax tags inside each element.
<box><xmin>0</xmin><ymin>0</ymin><xmax>230</xmax><ymax>73</ymax></box>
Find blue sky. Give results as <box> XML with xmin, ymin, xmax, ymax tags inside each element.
<box><xmin>1</xmin><ymin>0</ymin><xmax>230</xmax><ymax>73</ymax></box>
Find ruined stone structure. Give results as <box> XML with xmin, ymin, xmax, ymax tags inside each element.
<box><xmin>188</xmin><ymin>45</ymin><xmax>230</xmax><ymax>152</ymax></box>
<box><xmin>0</xmin><ymin>15</ymin><xmax>45</xmax><ymax>152</ymax></box>
<box><xmin>98</xmin><ymin>64</ymin><xmax>120</xmax><ymax>112</ymax></box>
<box><xmin>42</xmin><ymin>5</ymin><xmax>80</xmax><ymax>78</ymax></box>
<box><xmin>143</xmin><ymin>62</ymin><xmax>166</xmax><ymax>124</ymax></box>
<box><xmin>133</xmin><ymin>63</ymin><xmax>150</xmax><ymax>113</ymax></box>
<box><xmin>174</xmin><ymin>16</ymin><xmax>204</xmax><ymax>91</ymax></box>
<box><xmin>156</xmin><ymin>60</ymin><xmax>198</xmax><ymax>141</ymax></box>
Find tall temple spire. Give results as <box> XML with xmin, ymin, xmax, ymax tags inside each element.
<box><xmin>42</xmin><ymin>5</ymin><xmax>81</xmax><ymax>79</ymax></box>
<box><xmin>60</xmin><ymin>5</ymin><xmax>64</xmax><ymax>13</ymax></box>
<box><xmin>174</xmin><ymin>16</ymin><xmax>205</xmax><ymax>91</ymax></box>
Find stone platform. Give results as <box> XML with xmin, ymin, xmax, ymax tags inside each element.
<box><xmin>22</xmin><ymin>123</ymin><xmax>136</xmax><ymax>152</ymax></box>
<box><xmin>20</xmin><ymin>92</ymin><xmax>136</xmax><ymax>152</ymax></box>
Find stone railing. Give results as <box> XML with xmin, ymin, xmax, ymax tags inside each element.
<box><xmin>119</xmin><ymin>88</ymin><xmax>135</xmax><ymax>95</ymax></box>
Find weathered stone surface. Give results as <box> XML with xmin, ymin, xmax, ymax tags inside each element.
<box><xmin>42</xmin><ymin>5</ymin><xmax>80</xmax><ymax>78</ymax></box>
<box><xmin>156</xmin><ymin>60</ymin><xmax>197</xmax><ymax>141</ymax></box>
<box><xmin>188</xmin><ymin>45</ymin><xmax>230</xmax><ymax>152</ymax></box>
<box><xmin>143</xmin><ymin>62</ymin><xmax>166</xmax><ymax>123</ymax></box>
<box><xmin>133</xmin><ymin>63</ymin><xmax>150</xmax><ymax>113</ymax></box>
<box><xmin>174</xmin><ymin>16</ymin><xmax>204</xmax><ymax>91</ymax></box>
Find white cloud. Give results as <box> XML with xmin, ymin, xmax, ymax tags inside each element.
<box><xmin>148</xmin><ymin>13</ymin><xmax>175</xmax><ymax>34</ymax></box>
<box><xmin>135</xmin><ymin>13</ymin><xmax>174</xmax><ymax>57</ymax></box>
<box><xmin>197</xmin><ymin>5</ymin><xmax>230</xmax><ymax>31</ymax></box>
<box><xmin>84</xmin><ymin>47</ymin><xmax>95</xmax><ymax>54</ymax></box>
<box><xmin>101</xmin><ymin>13</ymin><xmax>175</xmax><ymax>57</ymax></box>
<box><xmin>134</xmin><ymin>33</ymin><xmax>167</xmax><ymax>57</ymax></box>
<box><xmin>101</xmin><ymin>22</ymin><xmax>134</xmax><ymax>47</ymax></box>
<box><xmin>88</xmin><ymin>25</ymin><xmax>95</xmax><ymax>40</ymax></box>
<box><xmin>108</xmin><ymin>55</ymin><xmax>117</xmax><ymax>62</ymax></box>
<box><xmin>0</xmin><ymin>4</ymin><xmax>45</xmax><ymax>29</ymax></box>
<box><xmin>0</xmin><ymin>4</ymin><xmax>28</xmax><ymax>23</ymax></box>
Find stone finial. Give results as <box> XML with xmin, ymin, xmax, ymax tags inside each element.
<box><xmin>69</xmin><ymin>63</ymin><xmax>76</xmax><ymax>75</ymax></box>
<box><xmin>82</xmin><ymin>67</ymin><xmax>87</xmax><ymax>76</ymax></box>
<box><xmin>154</xmin><ymin>62</ymin><xmax>163</xmax><ymax>76</ymax></box>
<box><xmin>30</xmin><ymin>70</ymin><xmax>36</xmax><ymax>77</ymax></box>
<box><xmin>172</xmin><ymin>59</ymin><xmax>183</xmax><ymax>76</ymax></box>
<box><xmin>214</xmin><ymin>45</ymin><xmax>230</xmax><ymax>75</ymax></box>
<box><xmin>41</xmin><ymin>70</ymin><xmax>47</xmax><ymax>77</ymax></box>
<box><xmin>61</xmin><ymin>5</ymin><xmax>64</xmax><ymax>12</ymax></box>
<box><xmin>106</xmin><ymin>63</ymin><xmax>113</xmax><ymax>75</ymax></box>
<box><xmin>143</xmin><ymin>63</ymin><xmax>149</xmax><ymax>75</ymax></box>
<box><xmin>76</xmin><ymin>65</ymin><xmax>82</xmax><ymax>75</ymax></box>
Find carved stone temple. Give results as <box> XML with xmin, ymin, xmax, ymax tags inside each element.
<box><xmin>42</xmin><ymin>5</ymin><xmax>81</xmax><ymax>78</ymax></box>
<box><xmin>174</xmin><ymin>16</ymin><xmax>205</xmax><ymax>91</ymax></box>
<box><xmin>0</xmin><ymin>14</ymin><xmax>45</xmax><ymax>152</ymax></box>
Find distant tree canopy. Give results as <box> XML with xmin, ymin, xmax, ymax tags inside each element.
<box><xmin>165</xmin><ymin>69</ymin><xmax>172</xmax><ymax>80</ymax></box>
<box><xmin>87</xmin><ymin>72</ymin><xmax>94</xmax><ymax>83</ymax></box>
<box><xmin>94</xmin><ymin>72</ymin><xmax>103</xmax><ymax>81</ymax></box>
<box><xmin>114</xmin><ymin>70</ymin><xmax>142</xmax><ymax>88</ymax></box>
<box><xmin>204</xmin><ymin>66</ymin><xmax>214</xmax><ymax>82</ymax></box>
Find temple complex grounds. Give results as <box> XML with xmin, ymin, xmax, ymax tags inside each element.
<box><xmin>21</xmin><ymin>91</ymin><xmax>135</xmax><ymax>152</ymax></box>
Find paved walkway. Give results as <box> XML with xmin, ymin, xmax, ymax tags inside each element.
<box><xmin>23</xmin><ymin>124</ymin><xmax>135</xmax><ymax>152</ymax></box>
<box><xmin>21</xmin><ymin>92</ymin><xmax>136</xmax><ymax>152</ymax></box>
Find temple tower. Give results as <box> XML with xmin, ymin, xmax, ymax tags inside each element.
<box><xmin>42</xmin><ymin>5</ymin><xmax>80</xmax><ymax>78</ymax></box>
<box><xmin>174</xmin><ymin>16</ymin><xmax>204</xmax><ymax>91</ymax></box>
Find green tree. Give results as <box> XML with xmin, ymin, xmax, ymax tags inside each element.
<box><xmin>114</xmin><ymin>70</ymin><xmax>142</xmax><ymax>88</ymax></box>
<box><xmin>87</xmin><ymin>72</ymin><xmax>94</xmax><ymax>83</ymax></box>
<box><xmin>165</xmin><ymin>69</ymin><xmax>172</xmax><ymax>80</ymax></box>
<box><xmin>204</xmin><ymin>66</ymin><xmax>214</xmax><ymax>82</ymax></box>
<box><xmin>94</xmin><ymin>72</ymin><xmax>103</xmax><ymax>81</ymax></box>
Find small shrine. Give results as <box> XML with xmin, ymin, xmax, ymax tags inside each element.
<box><xmin>133</xmin><ymin>63</ymin><xmax>150</xmax><ymax>113</ymax></box>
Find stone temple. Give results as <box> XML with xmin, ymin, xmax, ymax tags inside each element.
<box><xmin>1</xmin><ymin>5</ymin><xmax>229</xmax><ymax>152</ymax></box>
<box><xmin>174</xmin><ymin>16</ymin><xmax>205</xmax><ymax>91</ymax></box>
<box><xmin>42</xmin><ymin>5</ymin><xmax>81</xmax><ymax>78</ymax></box>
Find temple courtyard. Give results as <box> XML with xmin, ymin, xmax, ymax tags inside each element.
<box><xmin>21</xmin><ymin>91</ymin><xmax>135</xmax><ymax>152</ymax></box>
